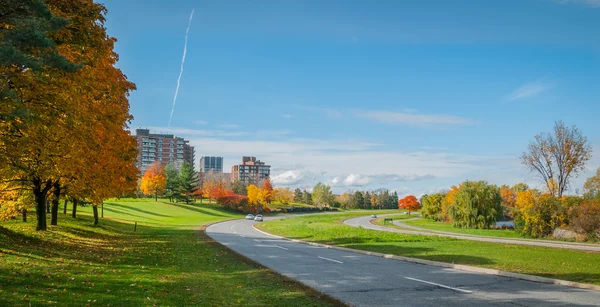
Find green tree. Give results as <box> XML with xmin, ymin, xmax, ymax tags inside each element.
<box><xmin>449</xmin><ymin>181</ymin><xmax>503</xmax><ymax>229</ymax></box>
<box><xmin>353</xmin><ymin>191</ymin><xmax>364</xmax><ymax>209</ymax></box>
<box><xmin>312</xmin><ymin>182</ymin><xmax>334</xmax><ymax>207</ymax></box>
<box><xmin>293</xmin><ymin>188</ymin><xmax>303</xmax><ymax>203</ymax></box>
<box><xmin>164</xmin><ymin>164</ymin><xmax>179</xmax><ymax>202</ymax></box>
<box><xmin>302</xmin><ymin>190</ymin><xmax>312</xmax><ymax>205</ymax></box>
<box><xmin>178</xmin><ymin>163</ymin><xmax>199</xmax><ymax>204</ymax></box>
<box><xmin>363</xmin><ymin>191</ymin><xmax>372</xmax><ymax>209</ymax></box>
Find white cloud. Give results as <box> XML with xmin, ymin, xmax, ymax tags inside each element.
<box><xmin>508</xmin><ymin>81</ymin><xmax>553</xmax><ymax>100</ymax></box>
<box><xmin>554</xmin><ymin>0</ymin><xmax>600</xmax><ymax>8</ymax></box>
<box><xmin>356</xmin><ymin>110</ymin><xmax>474</xmax><ymax>126</ymax></box>
<box><xmin>342</xmin><ymin>174</ymin><xmax>374</xmax><ymax>186</ymax></box>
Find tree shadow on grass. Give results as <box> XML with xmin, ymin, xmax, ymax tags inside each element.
<box><xmin>107</xmin><ymin>202</ymin><xmax>172</xmax><ymax>218</ymax></box>
<box><xmin>101</xmin><ymin>206</ymin><xmax>162</xmax><ymax>222</ymax></box>
<box><xmin>165</xmin><ymin>202</ymin><xmax>232</xmax><ymax>217</ymax></box>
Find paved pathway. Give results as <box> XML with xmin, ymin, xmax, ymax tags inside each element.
<box><xmin>344</xmin><ymin>215</ymin><xmax>600</xmax><ymax>252</ymax></box>
<box><xmin>206</xmin><ymin>216</ymin><xmax>600</xmax><ymax>306</ymax></box>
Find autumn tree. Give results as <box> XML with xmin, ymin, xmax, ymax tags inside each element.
<box><xmin>273</xmin><ymin>187</ymin><xmax>293</xmax><ymax>204</ymax></box>
<box><xmin>521</xmin><ymin>121</ymin><xmax>592</xmax><ymax>197</ymax></box>
<box><xmin>0</xmin><ymin>0</ymin><xmax>136</xmax><ymax>230</ymax></box>
<box><xmin>583</xmin><ymin>168</ymin><xmax>600</xmax><ymax>200</ymax></box>
<box><xmin>420</xmin><ymin>193</ymin><xmax>445</xmax><ymax>220</ymax></box>
<box><xmin>178</xmin><ymin>162</ymin><xmax>199</xmax><ymax>204</ymax></box>
<box><xmin>141</xmin><ymin>162</ymin><xmax>166</xmax><ymax>201</ymax></box>
<box><xmin>262</xmin><ymin>178</ymin><xmax>273</xmax><ymax>204</ymax></box>
<box><xmin>247</xmin><ymin>184</ymin><xmax>262</xmax><ymax>205</ymax></box>
<box><xmin>231</xmin><ymin>180</ymin><xmax>247</xmax><ymax>196</ymax></box>
<box><xmin>398</xmin><ymin>195</ymin><xmax>422</xmax><ymax>214</ymax></box>
<box><xmin>449</xmin><ymin>181</ymin><xmax>503</xmax><ymax>229</ymax></box>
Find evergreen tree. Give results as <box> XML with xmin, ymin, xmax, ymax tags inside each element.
<box><xmin>293</xmin><ymin>188</ymin><xmax>303</xmax><ymax>203</ymax></box>
<box><xmin>178</xmin><ymin>163</ymin><xmax>199</xmax><ymax>204</ymax></box>
<box><xmin>353</xmin><ymin>191</ymin><xmax>364</xmax><ymax>209</ymax></box>
<box><xmin>364</xmin><ymin>191</ymin><xmax>372</xmax><ymax>209</ymax></box>
<box><xmin>302</xmin><ymin>190</ymin><xmax>312</xmax><ymax>205</ymax></box>
<box><xmin>164</xmin><ymin>164</ymin><xmax>179</xmax><ymax>202</ymax></box>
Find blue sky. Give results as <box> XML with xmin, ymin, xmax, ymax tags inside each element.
<box><xmin>101</xmin><ymin>0</ymin><xmax>600</xmax><ymax>195</ymax></box>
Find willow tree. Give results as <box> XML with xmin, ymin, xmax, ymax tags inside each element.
<box><xmin>521</xmin><ymin>121</ymin><xmax>592</xmax><ymax>197</ymax></box>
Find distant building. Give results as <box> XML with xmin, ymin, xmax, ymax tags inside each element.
<box><xmin>200</xmin><ymin>156</ymin><xmax>223</xmax><ymax>173</ymax></box>
<box><xmin>134</xmin><ymin>128</ymin><xmax>195</xmax><ymax>174</ymax></box>
<box><xmin>231</xmin><ymin>156</ymin><xmax>271</xmax><ymax>185</ymax></box>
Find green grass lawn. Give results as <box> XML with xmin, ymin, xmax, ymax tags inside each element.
<box><xmin>399</xmin><ymin>218</ymin><xmax>524</xmax><ymax>239</ymax></box>
<box><xmin>256</xmin><ymin>213</ymin><xmax>600</xmax><ymax>285</ymax></box>
<box><xmin>0</xmin><ymin>199</ymin><xmax>339</xmax><ymax>306</ymax></box>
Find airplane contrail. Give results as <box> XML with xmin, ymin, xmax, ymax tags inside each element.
<box><xmin>168</xmin><ymin>9</ymin><xmax>195</xmax><ymax>128</ymax></box>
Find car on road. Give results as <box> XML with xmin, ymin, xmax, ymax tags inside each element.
<box><xmin>246</xmin><ymin>214</ymin><xmax>255</xmax><ymax>220</ymax></box>
<box><xmin>371</xmin><ymin>214</ymin><xmax>377</xmax><ymax>218</ymax></box>
<box><xmin>254</xmin><ymin>214</ymin><xmax>263</xmax><ymax>222</ymax></box>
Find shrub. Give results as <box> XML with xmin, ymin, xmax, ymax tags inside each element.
<box><xmin>216</xmin><ymin>195</ymin><xmax>249</xmax><ymax>211</ymax></box>
<box><xmin>570</xmin><ymin>200</ymin><xmax>600</xmax><ymax>241</ymax></box>
<box><xmin>516</xmin><ymin>194</ymin><xmax>566</xmax><ymax>238</ymax></box>
<box><xmin>448</xmin><ymin>181</ymin><xmax>503</xmax><ymax>229</ymax></box>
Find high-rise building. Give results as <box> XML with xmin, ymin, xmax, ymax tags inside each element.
<box><xmin>231</xmin><ymin>156</ymin><xmax>271</xmax><ymax>184</ymax></box>
<box><xmin>134</xmin><ymin>129</ymin><xmax>195</xmax><ymax>174</ymax></box>
<box><xmin>199</xmin><ymin>156</ymin><xmax>223</xmax><ymax>173</ymax></box>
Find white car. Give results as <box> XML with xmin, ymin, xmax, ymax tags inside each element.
<box><xmin>254</xmin><ymin>214</ymin><xmax>263</xmax><ymax>222</ymax></box>
<box><xmin>246</xmin><ymin>214</ymin><xmax>255</xmax><ymax>220</ymax></box>
<box><xmin>371</xmin><ymin>214</ymin><xmax>377</xmax><ymax>218</ymax></box>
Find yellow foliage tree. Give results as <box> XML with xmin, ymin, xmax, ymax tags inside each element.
<box><xmin>247</xmin><ymin>184</ymin><xmax>263</xmax><ymax>205</ymax></box>
<box><xmin>140</xmin><ymin>162</ymin><xmax>166</xmax><ymax>201</ymax></box>
<box><xmin>273</xmin><ymin>187</ymin><xmax>293</xmax><ymax>204</ymax></box>
<box><xmin>441</xmin><ymin>185</ymin><xmax>459</xmax><ymax>221</ymax></box>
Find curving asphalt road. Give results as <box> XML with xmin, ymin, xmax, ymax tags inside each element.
<box><xmin>206</xmin><ymin>216</ymin><xmax>600</xmax><ymax>307</ymax></box>
<box><xmin>344</xmin><ymin>215</ymin><xmax>600</xmax><ymax>252</ymax></box>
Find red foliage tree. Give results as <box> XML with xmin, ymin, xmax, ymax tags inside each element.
<box><xmin>398</xmin><ymin>195</ymin><xmax>422</xmax><ymax>214</ymax></box>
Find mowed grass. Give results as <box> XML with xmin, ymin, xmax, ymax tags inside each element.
<box><xmin>397</xmin><ymin>218</ymin><xmax>524</xmax><ymax>239</ymax></box>
<box><xmin>256</xmin><ymin>213</ymin><xmax>600</xmax><ymax>285</ymax></box>
<box><xmin>0</xmin><ymin>199</ymin><xmax>338</xmax><ymax>306</ymax></box>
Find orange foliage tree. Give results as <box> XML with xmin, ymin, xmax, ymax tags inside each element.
<box><xmin>140</xmin><ymin>162</ymin><xmax>166</xmax><ymax>201</ymax></box>
<box><xmin>398</xmin><ymin>195</ymin><xmax>422</xmax><ymax>214</ymax></box>
<box><xmin>262</xmin><ymin>178</ymin><xmax>273</xmax><ymax>204</ymax></box>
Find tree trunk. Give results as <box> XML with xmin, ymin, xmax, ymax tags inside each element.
<box><xmin>22</xmin><ymin>209</ymin><xmax>27</xmax><ymax>222</ymax></box>
<box><xmin>32</xmin><ymin>178</ymin><xmax>51</xmax><ymax>231</ymax></box>
<box><xmin>72</xmin><ymin>199</ymin><xmax>78</xmax><ymax>218</ymax></box>
<box><xmin>93</xmin><ymin>206</ymin><xmax>99</xmax><ymax>225</ymax></box>
<box><xmin>154</xmin><ymin>191</ymin><xmax>157</xmax><ymax>201</ymax></box>
<box><xmin>101</xmin><ymin>202</ymin><xmax>104</xmax><ymax>218</ymax></box>
<box><xmin>63</xmin><ymin>199</ymin><xmax>68</xmax><ymax>214</ymax></box>
<box><xmin>50</xmin><ymin>182</ymin><xmax>60</xmax><ymax>226</ymax></box>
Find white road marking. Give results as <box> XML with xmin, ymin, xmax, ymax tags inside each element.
<box><xmin>404</xmin><ymin>277</ymin><xmax>472</xmax><ymax>294</ymax></box>
<box><xmin>254</xmin><ymin>239</ymin><xmax>262</xmax><ymax>243</ymax></box>
<box><xmin>272</xmin><ymin>245</ymin><xmax>289</xmax><ymax>250</ymax></box>
<box><xmin>317</xmin><ymin>256</ymin><xmax>344</xmax><ymax>264</ymax></box>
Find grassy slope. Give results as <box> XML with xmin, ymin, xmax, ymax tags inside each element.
<box><xmin>0</xmin><ymin>199</ymin><xmax>336</xmax><ymax>306</ymax></box>
<box><xmin>256</xmin><ymin>213</ymin><xmax>600</xmax><ymax>285</ymax></box>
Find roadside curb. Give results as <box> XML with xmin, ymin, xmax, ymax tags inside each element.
<box><xmin>252</xmin><ymin>224</ymin><xmax>600</xmax><ymax>292</ymax></box>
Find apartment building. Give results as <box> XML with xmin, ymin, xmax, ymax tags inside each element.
<box><xmin>134</xmin><ymin>129</ymin><xmax>195</xmax><ymax>174</ymax></box>
<box><xmin>231</xmin><ymin>156</ymin><xmax>271</xmax><ymax>185</ymax></box>
<box><xmin>199</xmin><ymin>156</ymin><xmax>223</xmax><ymax>173</ymax></box>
